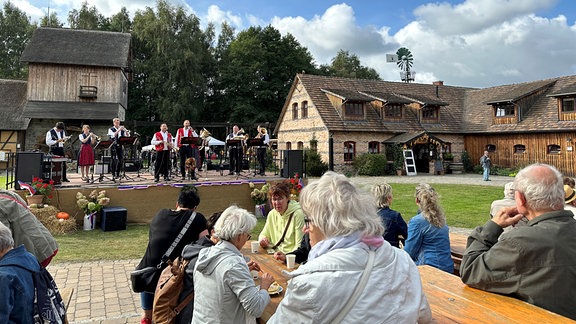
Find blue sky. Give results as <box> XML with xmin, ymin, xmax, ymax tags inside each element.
<box><xmin>7</xmin><ymin>0</ymin><xmax>576</xmax><ymax>88</ymax></box>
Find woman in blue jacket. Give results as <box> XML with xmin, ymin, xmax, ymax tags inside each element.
<box><xmin>404</xmin><ymin>183</ymin><xmax>454</xmax><ymax>273</ymax></box>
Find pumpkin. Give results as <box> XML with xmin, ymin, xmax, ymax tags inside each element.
<box><xmin>56</xmin><ymin>212</ymin><xmax>70</xmax><ymax>220</ymax></box>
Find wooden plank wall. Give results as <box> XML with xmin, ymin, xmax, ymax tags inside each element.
<box><xmin>464</xmin><ymin>132</ymin><xmax>576</xmax><ymax>176</ymax></box>
<box><xmin>27</xmin><ymin>64</ymin><xmax>122</xmax><ymax>102</ymax></box>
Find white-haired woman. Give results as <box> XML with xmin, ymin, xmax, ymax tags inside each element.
<box><xmin>404</xmin><ymin>183</ymin><xmax>454</xmax><ymax>273</ymax></box>
<box><xmin>192</xmin><ymin>205</ymin><xmax>275</xmax><ymax>323</ymax></box>
<box><xmin>268</xmin><ymin>172</ymin><xmax>431</xmax><ymax>323</ymax></box>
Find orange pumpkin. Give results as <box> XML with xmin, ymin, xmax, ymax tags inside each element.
<box><xmin>56</xmin><ymin>212</ymin><xmax>70</xmax><ymax>220</ymax></box>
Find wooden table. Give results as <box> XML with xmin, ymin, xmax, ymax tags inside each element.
<box><xmin>450</xmin><ymin>233</ymin><xmax>467</xmax><ymax>275</ymax></box>
<box><xmin>241</xmin><ymin>242</ymin><xmax>291</xmax><ymax>322</ymax></box>
<box><xmin>419</xmin><ymin>265</ymin><xmax>573</xmax><ymax>323</ymax></box>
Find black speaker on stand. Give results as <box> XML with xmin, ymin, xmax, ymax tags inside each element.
<box><xmin>15</xmin><ymin>152</ymin><xmax>44</xmax><ymax>190</ymax></box>
<box><xmin>282</xmin><ymin>150</ymin><xmax>303</xmax><ymax>178</ymax></box>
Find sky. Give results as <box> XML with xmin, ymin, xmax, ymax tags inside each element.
<box><xmin>7</xmin><ymin>0</ymin><xmax>576</xmax><ymax>88</ymax></box>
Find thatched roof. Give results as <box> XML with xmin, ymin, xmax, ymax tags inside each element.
<box><xmin>21</xmin><ymin>28</ymin><xmax>131</xmax><ymax>68</ymax></box>
<box><xmin>0</xmin><ymin>79</ymin><xmax>30</xmax><ymax>130</ymax></box>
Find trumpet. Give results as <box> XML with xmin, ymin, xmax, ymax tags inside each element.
<box><xmin>233</xmin><ymin>128</ymin><xmax>249</xmax><ymax>140</ymax></box>
<box><xmin>90</xmin><ymin>132</ymin><xmax>101</xmax><ymax>142</ymax></box>
<box><xmin>200</xmin><ymin>128</ymin><xmax>211</xmax><ymax>139</ymax></box>
<box><xmin>256</xmin><ymin>127</ymin><xmax>267</xmax><ymax>139</ymax></box>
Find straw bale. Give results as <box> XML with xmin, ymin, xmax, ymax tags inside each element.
<box><xmin>30</xmin><ymin>205</ymin><xmax>77</xmax><ymax>234</ymax></box>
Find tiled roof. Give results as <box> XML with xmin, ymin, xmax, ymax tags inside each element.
<box><xmin>21</xmin><ymin>28</ymin><xmax>131</xmax><ymax>68</ymax></box>
<box><xmin>548</xmin><ymin>85</ymin><xmax>576</xmax><ymax>97</ymax></box>
<box><xmin>484</xmin><ymin>80</ymin><xmax>555</xmax><ymax>104</ymax></box>
<box><xmin>322</xmin><ymin>88</ymin><xmax>374</xmax><ymax>101</ymax></box>
<box><xmin>0</xmin><ymin>79</ymin><xmax>30</xmax><ymax>130</ymax></box>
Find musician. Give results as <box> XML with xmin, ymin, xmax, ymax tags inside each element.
<box><xmin>226</xmin><ymin>125</ymin><xmax>243</xmax><ymax>175</ymax></box>
<box><xmin>45</xmin><ymin>121</ymin><xmax>70</xmax><ymax>182</ymax></box>
<box><xmin>107</xmin><ymin>118</ymin><xmax>130</xmax><ymax>179</ymax></box>
<box><xmin>151</xmin><ymin>123</ymin><xmax>173</xmax><ymax>182</ymax></box>
<box><xmin>78</xmin><ymin>125</ymin><xmax>96</xmax><ymax>182</ymax></box>
<box><xmin>175</xmin><ymin>120</ymin><xmax>199</xmax><ymax>180</ymax></box>
<box><xmin>256</xmin><ymin>125</ymin><xmax>270</xmax><ymax>176</ymax></box>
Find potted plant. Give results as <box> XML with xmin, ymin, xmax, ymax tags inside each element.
<box><xmin>20</xmin><ymin>177</ymin><xmax>54</xmax><ymax>206</ymax></box>
<box><xmin>249</xmin><ymin>182</ymin><xmax>270</xmax><ymax>217</ymax></box>
<box><xmin>76</xmin><ymin>190</ymin><xmax>111</xmax><ymax>230</ymax></box>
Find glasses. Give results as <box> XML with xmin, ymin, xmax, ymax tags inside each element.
<box><xmin>304</xmin><ymin>217</ymin><xmax>312</xmax><ymax>230</ymax></box>
<box><xmin>246</xmin><ymin>233</ymin><xmax>252</xmax><ymax>240</ymax></box>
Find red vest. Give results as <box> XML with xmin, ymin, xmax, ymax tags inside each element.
<box><xmin>154</xmin><ymin>131</ymin><xmax>173</xmax><ymax>151</ymax></box>
<box><xmin>176</xmin><ymin>128</ymin><xmax>196</xmax><ymax>147</ymax></box>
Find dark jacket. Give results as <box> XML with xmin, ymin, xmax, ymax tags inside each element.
<box><xmin>377</xmin><ymin>207</ymin><xmax>408</xmax><ymax>248</ymax></box>
<box><xmin>460</xmin><ymin>210</ymin><xmax>576</xmax><ymax>320</ymax></box>
<box><xmin>288</xmin><ymin>233</ymin><xmax>311</xmax><ymax>264</ymax></box>
<box><xmin>175</xmin><ymin>236</ymin><xmax>215</xmax><ymax>324</ymax></box>
<box><xmin>0</xmin><ymin>245</ymin><xmax>40</xmax><ymax>323</ymax></box>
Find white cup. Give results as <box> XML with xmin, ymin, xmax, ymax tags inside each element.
<box><xmin>286</xmin><ymin>254</ymin><xmax>296</xmax><ymax>269</ymax></box>
<box><xmin>251</xmin><ymin>270</ymin><xmax>259</xmax><ymax>279</ymax></box>
<box><xmin>251</xmin><ymin>241</ymin><xmax>260</xmax><ymax>253</ymax></box>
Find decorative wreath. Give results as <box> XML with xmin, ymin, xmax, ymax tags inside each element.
<box><xmin>185</xmin><ymin>157</ymin><xmax>196</xmax><ymax>171</ymax></box>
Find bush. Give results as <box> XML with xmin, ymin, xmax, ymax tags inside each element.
<box><xmin>353</xmin><ymin>153</ymin><xmax>388</xmax><ymax>176</ymax></box>
<box><xmin>461</xmin><ymin>150</ymin><xmax>474</xmax><ymax>172</ymax></box>
<box><xmin>305</xmin><ymin>149</ymin><xmax>328</xmax><ymax>177</ymax></box>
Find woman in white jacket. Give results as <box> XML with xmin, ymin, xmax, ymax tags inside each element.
<box><xmin>268</xmin><ymin>172</ymin><xmax>432</xmax><ymax>323</ymax></box>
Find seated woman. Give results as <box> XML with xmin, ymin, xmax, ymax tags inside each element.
<box><xmin>268</xmin><ymin>172</ymin><xmax>431</xmax><ymax>323</ymax></box>
<box><xmin>371</xmin><ymin>183</ymin><xmax>408</xmax><ymax>248</ymax></box>
<box><xmin>258</xmin><ymin>183</ymin><xmax>305</xmax><ymax>254</ymax></box>
<box><xmin>404</xmin><ymin>183</ymin><xmax>454</xmax><ymax>273</ymax></box>
<box><xmin>193</xmin><ymin>205</ymin><xmax>275</xmax><ymax>323</ymax></box>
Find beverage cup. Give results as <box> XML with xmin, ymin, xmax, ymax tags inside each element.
<box><xmin>286</xmin><ymin>254</ymin><xmax>296</xmax><ymax>269</ymax></box>
<box><xmin>251</xmin><ymin>241</ymin><xmax>260</xmax><ymax>253</ymax></box>
<box><xmin>251</xmin><ymin>270</ymin><xmax>259</xmax><ymax>279</ymax></box>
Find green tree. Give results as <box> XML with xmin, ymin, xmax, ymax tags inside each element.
<box><xmin>40</xmin><ymin>12</ymin><xmax>64</xmax><ymax>27</ymax></box>
<box><xmin>68</xmin><ymin>1</ymin><xmax>109</xmax><ymax>30</ymax></box>
<box><xmin>321</xmin><ymin>49</ymin><xmax>380</xmax><ymax>80</ymax></box>
<box><xmin>0</xmin><ymin>1</ymin><xmax>35</xmax><ymax>79</ymax></box>
<box><xmin>129</xmin><ymin>0</ymin><xmax>214</xmax><ymax>122</ymax></box>
<box><xmin>108</xmin><ymin>7</ymin><xmax>132</xmax><ymax>32</ymax></box>
<box><xmin>218</xmin><ymin>25</ymin><xmax>316</xmax><ymax>124</ymax></box>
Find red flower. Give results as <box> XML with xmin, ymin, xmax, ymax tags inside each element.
<box><xmin>43</xmin><ymin>184</ymin><xmax>48</xmax><ymax>188</ymax></box>
<box><xmin>49</xmin><ymin>180</ymin><xmax>55</xmax><ymax>185</ymax></box>
<box><xmin>35</xmin><ymin>184</ymin><xmax>41</xmax><ymax>188</ymax></box>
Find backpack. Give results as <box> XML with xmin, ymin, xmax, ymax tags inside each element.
<box><xmin>152</xmin><ymin>257</ymin><xmax>195</xmax><ymax>324</ymax></box>
<box><xmin>32</xmin><ymin>266</ymin><xmax>67</xmax><ymax>324</ymax></box>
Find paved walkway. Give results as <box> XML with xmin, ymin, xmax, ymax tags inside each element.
<box><xmin>47</xmin><ymin>173</ymin><xmax>510</xmax><ymax>323</ymax></box>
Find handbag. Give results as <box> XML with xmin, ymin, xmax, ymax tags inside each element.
<box><xmin>152</xmin><ymin>257</ymin><xmax>194</xmax><ymax>324</ymax></box>
<box><xmin>131</xmin><ymin>212</ymin><xmax>198</xmax><ymax>293</ymax></box>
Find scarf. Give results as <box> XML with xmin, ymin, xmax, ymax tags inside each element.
<box><xmin>308</xmin><ymin>231</ymin><xmax>384</xmax><ymax>261</ymax></box>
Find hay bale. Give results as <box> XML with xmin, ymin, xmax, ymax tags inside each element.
<box><xmin>30</xmin><ymin>205</ymin><xmax>77</xmax><ymax>235</ymax></box>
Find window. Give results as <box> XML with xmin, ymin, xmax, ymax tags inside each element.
<box><xmin>486</xmin><ymin>144</ymin><xmax>496</xmax><ymax>152</ymax></box>
<box><xmin>495</xmin><ymin>104</ymin><xmax>515</xmax><ymax>117</ymax></box>
<box><xmin>286</xmin><ymin>142</ymin><xmax>292</xmax><ymax>150</ymax></box>
<box><xmin>561</xmin><ymin>98</ymin><xmax>575</xmax><ymax>112</ymax></box>
<box><xmin>514</xmin><ymin>144</ymin><xmax>526</xmax><ymax>154</ymax></box>
<box><xmin>384</xmin><ymin>104</ymin><xmax>403</xmax><ymax>119</ymax></box>
<box><xmin>301</xmin><ymin>101</ymin><xmax>308</xmax><ymax>118</ymax></box>
<box><xmin>368</xmin><ymin>141</ymin><xmax>380</xmax><ymax>154</ymax></box>
<box><xmin>292</xmin><ymin>103</ymin><xmax>298</xmax><ymax>119</ymax></box>
<box><xmin>547</xmin><ymin>144</ymin><xmax>561</xmax><ymax>155</ymax></box>
<box><xmin>310</xmin><ymin>140</ymin><xmax>317</xmax><ymax>152</ymax></box>
<box><xmin>421</xmin><ymin>106</ymin><xmax>438</xmax><ymax>120</ymax></box>
<box><xmin>344</xmin><ymin>141</ymin><xmax>356</xmax><ymax>162</ymax></box>
<box><xmin>297</xmin><ymin>141</ymin><xmax>304</xmax><ymax>150</ymax></box>
<box><xmin>344</xmin><ymin>102</ymin><xmax>364</xmax><ymax>117</ymax></box>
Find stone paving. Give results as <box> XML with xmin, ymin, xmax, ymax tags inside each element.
<box><xmin>47</xmin><ymin>173</ymin><xmax>511</xmax><ymax>323</ymax></box>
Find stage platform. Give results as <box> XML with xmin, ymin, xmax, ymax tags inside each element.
<box><xmin>17</xmin><ymin>168</ymin><xmax>284</xmax><ymax>224</ymax></box>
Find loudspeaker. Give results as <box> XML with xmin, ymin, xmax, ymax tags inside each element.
<box><xmin>282</xmin><ymin>150</ymin><xmax>303</xmax><ymax>178</ymax></box>
<box><xmin>16</xmin><ymin>152</ymin><xmax>44</xmax><ymax>190</ymax></box>
<box><xmin>100</xmin><ymin>206</ymin><xmax>127</xmax><ymax>231</ymax></box>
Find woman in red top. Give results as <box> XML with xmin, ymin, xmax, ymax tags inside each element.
<box><xmin>78</xmin><ymin>125</ymin><xmax>96</xmax><ymax>182</ymax></box>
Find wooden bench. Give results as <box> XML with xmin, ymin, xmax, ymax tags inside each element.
<box><xmin>450</xmin><ymin>233</ymin><xmax>467</xmax><ymax>276</ymax></box>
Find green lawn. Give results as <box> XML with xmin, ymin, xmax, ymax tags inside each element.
<box><xmin>51</xmin><ymin>183</ymin><xmax>502</xmax><ymax>263</ymax></box>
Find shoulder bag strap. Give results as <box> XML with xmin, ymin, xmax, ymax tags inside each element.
<box><xmin>160</xmin><ymin>211</ymin><xmax>197</xmax><ymax>264</ymax></box>
<box><xmin>271</xmin><ymin>212</ymin><xmax>294</xmax><ymax>250</ymax></box>
<box><xmin>332</xmin><ymin>250</ymin><xmax>376</xmax><ymax>323</ymax></box>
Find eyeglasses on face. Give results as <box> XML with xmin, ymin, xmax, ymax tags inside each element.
<box><xmin>246</xmin><ymin>233</ymin><xmax>252</xmax><ymax>240</ymax></box>
<box><xmin>304</xmin><ymin>217</ymin><xmax>312</xmax><ymax>229</ymax></box>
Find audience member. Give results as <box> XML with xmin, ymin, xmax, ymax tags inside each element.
<box><xmin>0</xmin><ymin>222</ymin><xmax>40</xmax><ymax>323</ymax></box>
<box><xmin>460</xmin><ymin>163</ymin><xmax>576</xmax><ymax>320</ymax></box>
<box><xmin>0</xmin><ymin>189</ymin><xmax>58</xmax><ymax>267</ymax></box>
<box><xmin>490</xmin><ymin>182</ymin><xmax>516</xmax><ymax>218</ymax></box>
<box><xmin>371</xmin><ymin>183</ymin><xmax>408</xmax><ymax>248</ymax></box>
<box><xmin>258</xmin><ymin>182</ymin><xmax>305</xmax><ymax>254</ymax></box>
<box><xmin>268</xmin><ymin>172</ymin><xmax>431</xmax><ymax>323</ymax></box>
<box><xmin>273</xmin><ymin>233</ymin><xmax>311</xmax><ymax>264</ymax></box>
<box><xmin>563</xmin><ymin>176</ymin><xmax>575</xmax><ymax>188</ymax></box>
<box><xmin>192</xmin><ymin>205</ymin><xmax>274</xmax><ymax>323</ymax></box>
<box><xmin>563</xmin><ymin>185</ymin><xmax>576</xmax><ymax>219</ymax></box>
<box><xmin>404</xmin><ymin>183</ymin><xmax>454</xmax><ymax>273</ymax></box>
<box><xmin>135</xmin><ymin>185</ymin><xmax>207</xmax><ymax>324</ymax></box>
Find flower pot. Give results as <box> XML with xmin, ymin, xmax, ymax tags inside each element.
<box><xmin>26</xmin><ymin>195</ymin><xmax>44</xmax><ymax>206</ymax></box>
<box><xmin>83</xmin><ymin>212</ymin><xmax>97</xmax><ymax>231</ymax></box>
<box><xmin>255</xmin><ymin>204</ymin><xmax>266</xmax><ymax>218</ymax></box>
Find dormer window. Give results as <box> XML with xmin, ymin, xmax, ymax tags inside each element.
<box><xmin>344</xmin><ymin>101</ymin><xmax>364</xmax><ymax>118</ymax></box>
<box><xmin>561</xmin><ymin>98</ymin><xmax>575</xmax><ymax>112</ymax></box>
<box><xmin>384</xmin><ymin>103</ymin><xmax>403</xmax><ymax>120</ymax></box>
<box><xmin>495</xmin><ymin>103</ymin><xmax>515</xmax><ymax>117</ymax></box>
<box><xmin>421</xmin><ymin>105</ymin><xmax>439</xmax><ymax>122</ymax></box>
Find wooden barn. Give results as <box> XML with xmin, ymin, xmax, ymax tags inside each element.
<box><xmin>275</xmin><ymin>73</ymin><xmax>576</xmax><ymax>176</ymax></box>
<box><xmin>19</xmin><ymin>27</ymin><xmax>132</xmax><ymax>154</ymax></box>
<box><xmin>0</xmin><ymin>79</ymin><xmax>29</xmax><ymax>169</ymax></box>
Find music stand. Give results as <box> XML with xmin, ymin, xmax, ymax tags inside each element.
<box><xmin>94</xmin><ymin>140</ymin><xmax>115</xmax><ymax>183</ymax></box>
<box><xmin>247</xmin><ymin>138</ymin><xmax>264</xmax><ymax>177</ymax></box>
<box><xmin>226</xmin><ymin>139</ymin><xmax>247</xmax><ymax>179</ymax></box>
<box><xmin>116</xmin><ymin>137</ymin><xmax>138</xmax><ymax>181</ymax></box>
<box><xmin>181</xmin><ymin>136</ymin><xmax>202</xmax><ymax>146</ymax></box>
